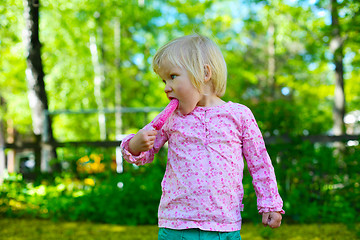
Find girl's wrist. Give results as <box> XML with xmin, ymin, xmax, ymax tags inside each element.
<box><xmin>128</xmin><ymin>139</ymin><xmax>141</xmax><ymax>156</ymax></box>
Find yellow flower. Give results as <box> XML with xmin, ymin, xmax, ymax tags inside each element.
<box><xmin>84</xmin><ymin>178</ymin><xmax>95</xmax><ymax>186</ymax></box>
<box><xmin>77</xmin><ymin>154</ymin><xmax>105</xmax><ymax>174</ymax></box>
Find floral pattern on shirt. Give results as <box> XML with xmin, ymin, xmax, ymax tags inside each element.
<box><xmin>121</xmin><ymin>102</ymin><xmax>284</xmax><ymax>231</ymax></box>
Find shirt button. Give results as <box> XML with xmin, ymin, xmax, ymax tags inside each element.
<box><xmin>205</xmin><ymin>118</ymin><xmax>209</xmax><ymax>123</ymax></box>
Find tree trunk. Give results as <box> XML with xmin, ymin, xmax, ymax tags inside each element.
<box><xmin>0</xmin><ymin>97</ymin><xmax>5</xmax><ymax>184</ymax></box>
<box><xmin>330</xmin><ymin>0</ymin><xmax>346</xmax><ymax>136</ymax></box>
<box><xmin>0</xmin><ymin>124</ymin><xmax>5</xmax><ymax>185</ymax></box>
<box><xmin>268</xmin><ymin>22</ymin><xmax>276</xmax><ymax>98</ymax></box>
<box><xmin>114</xmin><ymin>18</ymin><xmax>122</xmax><ymax>138</ymax></box>
<box><xmin>114</xmin><ymin>17</ymin><xmax>123</xmax><ymax>173</ymax></box>
<box><xmin>90</xmin><ymin>12</ymin><xmax>107</xmax><ymax>140</ymax></box>
<box><xmin>23</xmin><ymin>0</ymin><xmax>57</xmax><ymax>172</ymax></box>
<box><xmin>265</xmin><ymin>3</ymin><xmax>277</xmax><ymax>100</ymax></box>
<box><xmin>6</xmin><ymin>119</ymin><xmax>16</xmax><ymax>173</ymax></box>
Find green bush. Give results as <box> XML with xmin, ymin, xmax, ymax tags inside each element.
<box><xmin>0</xmin><ymin>147</ymin><xmax>166</xmax><ymax>225</ymax></box>
<box><xmin>266</xmin><ymin>140</ymin><xmax>360</xmax><ymax>224</ymax></box>
<box><xmin>1</xmin><ymin>141</ymin><xmax>359</xmax><ymax>225</ymax></box>
<box><xmin>234</xmin><ymin>140</ymin><xmax>360</xmax><ymax>225</ymax></box>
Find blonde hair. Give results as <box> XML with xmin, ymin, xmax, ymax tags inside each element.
<box><xmin>152</xmin><ymin>34</ymin><xmax>227</xmax><ymax>97</ymax></box>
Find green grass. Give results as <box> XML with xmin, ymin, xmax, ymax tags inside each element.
<box><xmin>0</xmin><ymin>218</ymin><xmax>359</xmax><ymax>240</ymax></box>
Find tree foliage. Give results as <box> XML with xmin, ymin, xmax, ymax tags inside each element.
<box><xmin>1</xmin><ymin>0</ymin><xmax>360</xmax><ymax>226</ymax></box>
<box><xmin>1</xmin><ymin>0</ymin><xmax>359</xmax><ymax>141</ymax></box>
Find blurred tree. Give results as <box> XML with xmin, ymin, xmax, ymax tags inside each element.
<box><xmin>330</xmin><ymin>0</ymin><xmax>345</xmax><ymax>135</ymax></box>
<box><xmin>0</xmin><ymin>96</ymin><xmax>5</xmax><ymax>184</ymax></box>
<box><xmin>90</xmin><ymin>12</ymin><xmax>107</xmax><ymax>140</ymax></box>
<box><xmin>315</xmin><ymin>0</ymin><xmax>360</xmax><ymax>134</ymax></box>
<box><xmin>0</xmin><ymin>1</ymin><xmax>31</xmax><ymax>135</ymax></box>
<box><xmin>0</xmin><ymin>0</ymin><xmax>359</xmax><ymax>153</ymax></box>
<box><xmin>23</xmin><ymin>0</ymin><xmax>57</xmax><ymax>172</ymax></box>
<box><xmin>232</xmin><ymin>0</ymin><xmax>335</xmax><ymax>136</ymax></box>
<box><xmin>113</xmin><ymin>17</ymin><xmax>122</xmax><ymax>138</ymax></box>
<box><xmin>36</xmin><ymin>0</ymin><xmax>164</xmax><ymax>141</ymax></box>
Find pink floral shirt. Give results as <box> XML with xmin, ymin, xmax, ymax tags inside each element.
<box><xmin>121</xmin><ymin>102</ymin><xmax>284</xmax><ymax>231</ymax></box>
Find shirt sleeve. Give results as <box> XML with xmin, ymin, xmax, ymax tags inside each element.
<box><xmin>120</xmin><ymin>117</ymin><xmax>169</xmax><ymax>166</ymax></box>
<box><xmin>240</xmin><ymin>106</ymin><xmax>285</xmax><ymax>214</ymax></box>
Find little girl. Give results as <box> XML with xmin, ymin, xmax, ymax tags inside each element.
<box><xmin>121</xmin><ymin>34</ymin><xmax>284</xmax><ymax>240</ymax></box>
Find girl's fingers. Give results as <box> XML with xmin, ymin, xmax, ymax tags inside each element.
<box><xmin>268</xmin><ymin>213</ymin><xmax>282</xmax><ymax>228</ymax></box>
<box><xmin>145</xmin><ymin>129</ymin><xmax>157</xmax><ymax>136</ymax></box>
<box><xmin>262</xmin><ymin>212</ymin><xmax>282</xmax><ymax>228</ymax></box>
<box><xmin>262</xmin><ymin>213</ymin><xmax>270</xmax><ymax>226</ymax></box>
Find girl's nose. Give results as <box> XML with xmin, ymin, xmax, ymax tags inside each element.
<box><xmin>164</xmin><ymin>83</ymin><xmax>172</xmax><ymax>93</ymax></box>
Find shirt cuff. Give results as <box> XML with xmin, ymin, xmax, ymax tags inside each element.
<box><xmin>120</xmin><ymin>134</ymin><xmax>147</xmax><ymax>165</ymax></box>
<box><xmin>258</xmin><ymin>207</ymin><xmax>285</xmax><ymax>214</ymax></box>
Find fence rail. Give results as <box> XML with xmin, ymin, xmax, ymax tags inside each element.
<box><xmin>4</xmin><ymin>134</ymin><xmax>359</xmax><ymax>150</ymax></box>
<box><xmin>264</xmin><ymin>134</ymin><xmax>360</xmax><ymax>144</ymax></box>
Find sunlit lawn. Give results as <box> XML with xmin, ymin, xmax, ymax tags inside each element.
<box><xmin>0</xmin><ymin>218</ymin><xmax>359</xmax><ymax>240</ymax></box>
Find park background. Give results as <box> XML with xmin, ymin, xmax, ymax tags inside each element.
<box><xmin>0</xmin><ymin>0</ymin><xmax>360</xmax><ymax>239</ymax></box>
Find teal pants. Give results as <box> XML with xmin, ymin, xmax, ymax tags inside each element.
<box><xmin>158</xmin><ymin>228</ymin><xmax>242</xmax><ymax>240</ymax></box>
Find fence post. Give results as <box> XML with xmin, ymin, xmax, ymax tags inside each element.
<box><xmin>0</xmin><ymin>120</ymin><xmax>5</xmax><ymax>184</ymax></box>
<box><xmin>41</xmin><ymin>110</ymin><xmax>50</xmax><ymax>172</ymax></box>
<box><xmin>115</xmin><ymin>135</ymin><xmax>123</xmax><ymax>174</ymax></box>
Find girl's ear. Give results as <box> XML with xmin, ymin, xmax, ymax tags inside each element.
<box><xmin>204</xmin><ymin>64</ymin><xmax>212</xmax><ymax>83</ymax></box>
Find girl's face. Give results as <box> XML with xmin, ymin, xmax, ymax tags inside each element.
<box><xmin>158</xmin><ymin>61</ymin><xmax>202</xmax><ymax>115</ymax></box>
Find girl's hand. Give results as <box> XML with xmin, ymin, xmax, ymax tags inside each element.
<box><xmin>262</xmin><ymin>212</ymin><xmax>282</xmax><ymax>228</ymax></box>
<box><xmin>128</xmin><ymin>129</ymin><xmax>158</xmax><ymax>156</ymax></box>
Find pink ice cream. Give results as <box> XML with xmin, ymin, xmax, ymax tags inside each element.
<box><xmin>152</xmin><ymin>99</ymin><xmax>179</xmax><ymax>130</ymax></box>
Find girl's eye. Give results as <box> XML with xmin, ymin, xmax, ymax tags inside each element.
<box><xmin>170</xmin><ymin>74</ymin><xmax>176</xmax><ymax>79</ymax></box>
